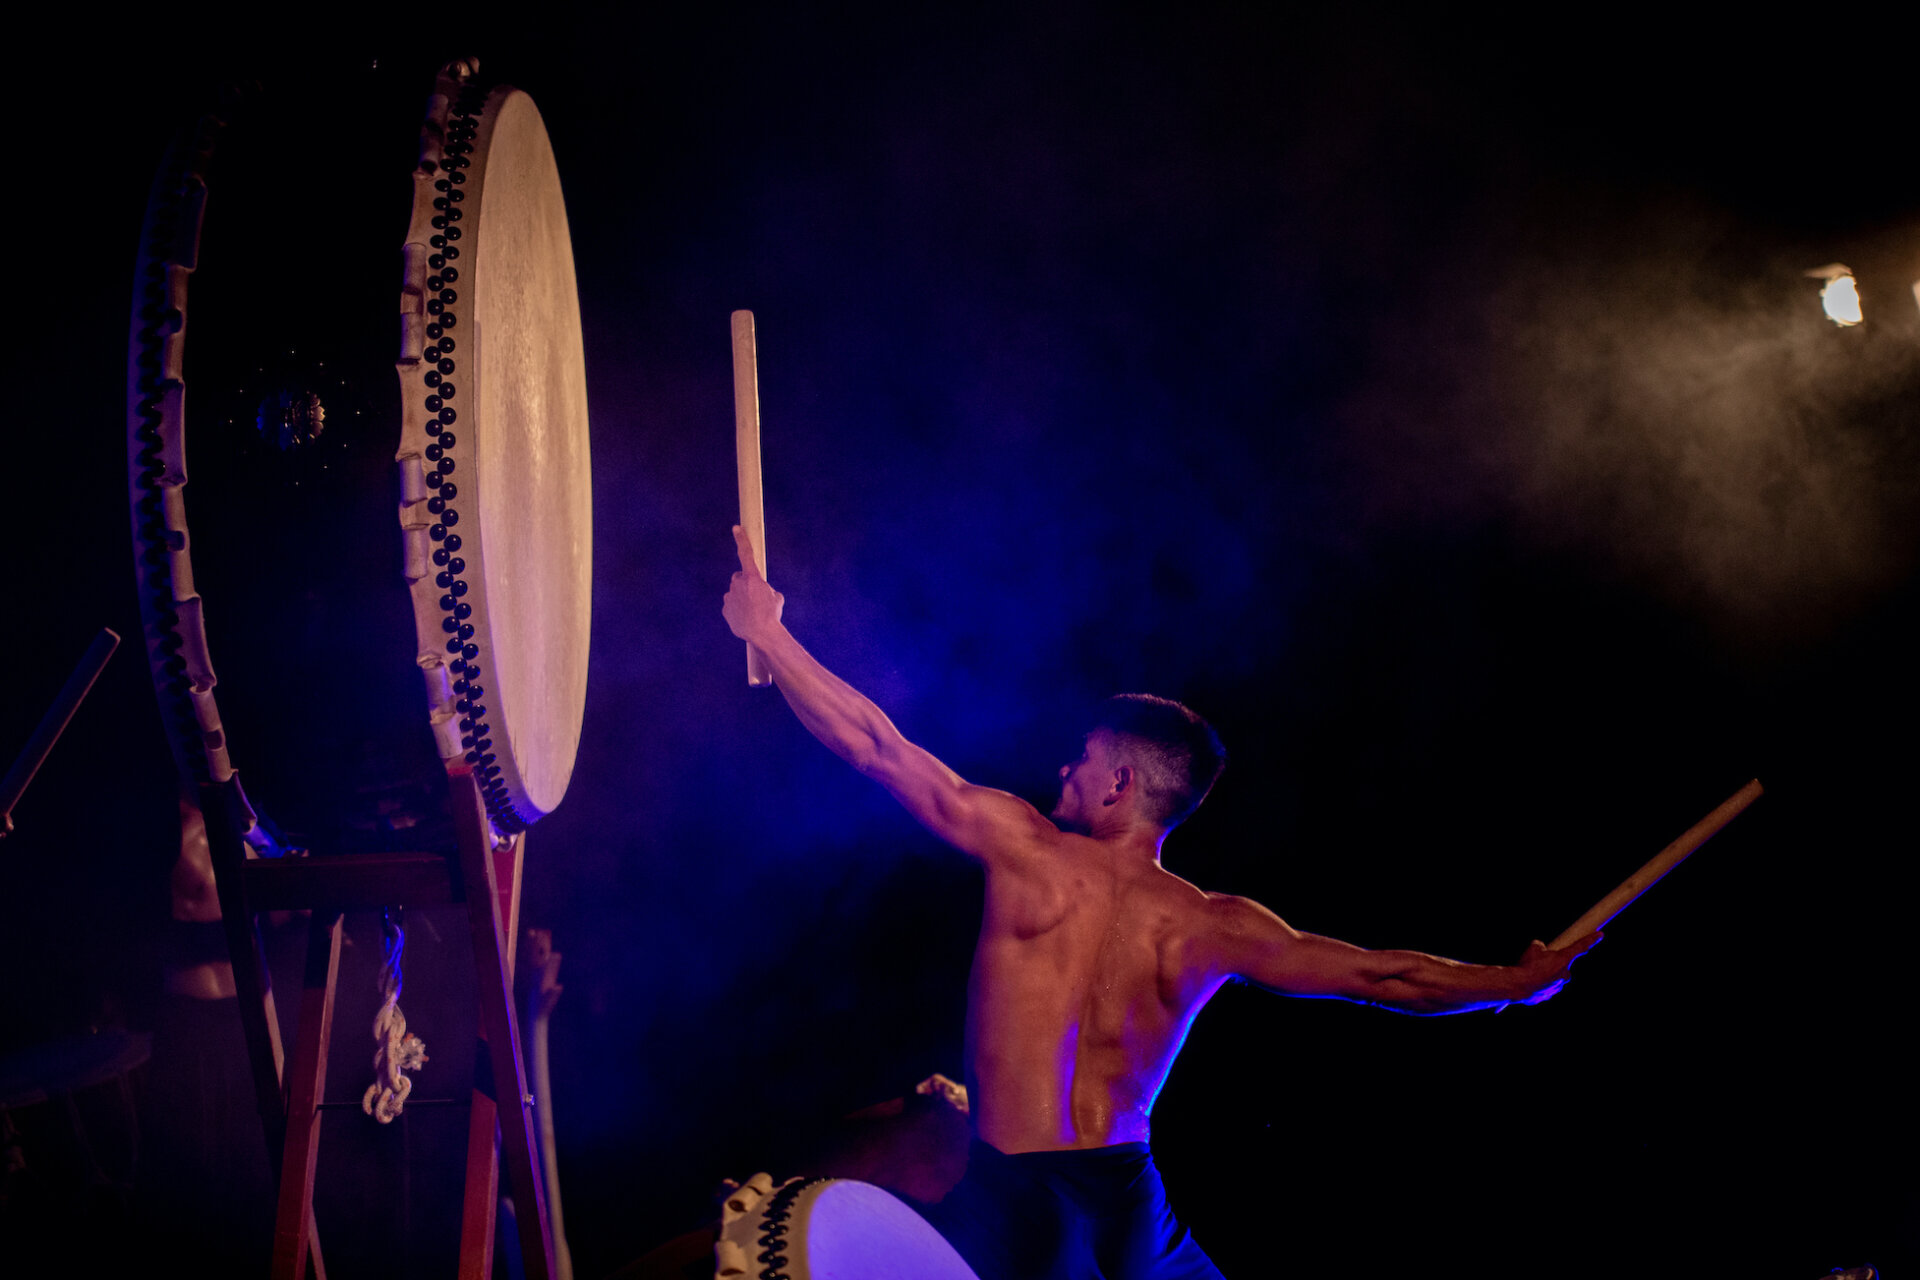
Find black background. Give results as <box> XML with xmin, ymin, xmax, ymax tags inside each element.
<box><xmin>3</xmin><ymin>7</ymin><xmax>1914</xmax><ymax>1277</ymax></box>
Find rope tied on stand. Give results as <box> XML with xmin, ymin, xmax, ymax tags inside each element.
<box><xmin>363</xmin><ymin>907</ymin><xmax>428</xmax><ymax>1123</ymax></box>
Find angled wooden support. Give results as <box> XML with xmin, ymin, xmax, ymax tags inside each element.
<box><xmin>460</xmin><ymin>1063</ymin><xmax>505</xmax><ymax>1280</ymax></box>
<box><xmin>199</xmin><ymin>777</ymin><xmax>324</xmax><ymax>1279</ymax></box>
<box><xmin>271</xmin><ymin>910</ymin><xmax>342</xmax><ymax>1280</ymax></box>
<box><xmin>199</xmin><ymin>765</ymin><xmax>554</xmax><ymax>1279</ymax></box>
<box><xmin>450</xmin><ymin>764</ymin><xmax>554</xmax><ymax>1280</ymax></box>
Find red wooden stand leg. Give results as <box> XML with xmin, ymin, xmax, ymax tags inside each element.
<box><xmin>198</xmin><ymin>766</ymin><xmax>549</xmax><ymax>1277</ymax></box>
<box><xmin>450</xmin><ymin>767</ymin><xmax>555</xmax><ymax>1280</ymax></box>
<box><xmin>270</xmin><ymin>909</ymin><xmax>342</xmax><ymax>1280</ymax></box>
<box><xmin>458</xmin><ymin>1070</ymin><xmax>501</xmax><ymax>1279</ymax></box>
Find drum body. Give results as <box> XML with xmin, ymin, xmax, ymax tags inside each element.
<box><xmin>127</xmin><ymin>63</ymin><xmax>591</xmax><ymax>850</ymax></box>
<box><xmin>715</xmin><ymin>1175</ymin><xmax>981</xmax><ymax>1280</ymax></box>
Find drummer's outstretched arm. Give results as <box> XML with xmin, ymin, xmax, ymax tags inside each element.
<box><xmin>1205</xmin><ymin>894</ymin><xmax>1601</xmax><ymax>1014</ymax></box>
<box><xmin>721</xmin><ymin>526</ymin><xmax>1051</xmax><ymax>861</ymax></box>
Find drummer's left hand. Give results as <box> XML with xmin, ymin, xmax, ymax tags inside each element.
<box><xmin>724</xmin><ymin>525</ymin><xmax>784</xmax><ymax>643</ymax></box>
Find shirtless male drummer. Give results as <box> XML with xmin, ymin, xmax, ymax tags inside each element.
<box><xmin>721</xmin><ymin>525</ymin><xmax>1599</xmax><ymax>1279</ymax></box>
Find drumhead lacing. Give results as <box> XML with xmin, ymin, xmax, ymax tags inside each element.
<box><xmin>753</xmin><ymin>1176</ymin><xmax>826</xmax><ymax>1279</ymax></box>
<box><xmin>397</xmin><ymin>70</ymin><xmax>518</xmax><ymax>832</ymax></box>
<box><xmin>398</xmin><ymin>61</ymin><xmax>592</xmax><ymax>834</ymax></box>
<box><xmin>406</xmin><ymin>74</ymin><xmax>524</xmax><ymax>832</ymax></box>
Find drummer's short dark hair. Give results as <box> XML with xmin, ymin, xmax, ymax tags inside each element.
<box><xmin>1089</xmin><ymin>694</ymin><xmax>1226</xmax><ymax>828</ymax></box>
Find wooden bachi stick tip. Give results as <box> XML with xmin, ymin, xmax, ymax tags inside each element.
<box><xmin>1547</xmin><ymin>778</ymin><xmax>1763</xmax><ymax>950</ymax></box>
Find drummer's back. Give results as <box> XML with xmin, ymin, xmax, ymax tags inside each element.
<box><xmin>966</xmin><ymin>830</ymin><xmax>1227</xmax><ymax>1155</ymax></box>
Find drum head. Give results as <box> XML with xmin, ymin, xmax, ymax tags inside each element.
<box><xmin>473</xmin><ymin>91</ymin><xmax>592</xmax><ymax>819</ymax></box>
<box><xmin>401</xmin><ymin>79</ymin><xmax>592</xmax><ymax>828</ymax></box>
<box><xmin>717</xmin><ymin>1177</ymin><xmax>980</xmax><ymax>1280</ymax></box>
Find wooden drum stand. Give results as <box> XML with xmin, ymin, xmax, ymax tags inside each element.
<box><xmin>200</xmin><ymin>766</ymin><xmax>554</xmax><ymax>1280</ymax></box>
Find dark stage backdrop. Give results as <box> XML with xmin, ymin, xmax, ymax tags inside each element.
<box><xmin>3</xmin><ymin>8</ymin><xmax>1914</xmax><ymax>1278</ymax></box>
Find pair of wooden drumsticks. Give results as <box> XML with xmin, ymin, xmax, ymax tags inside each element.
<box><xmin>725</xmin><ymin>308</ymin><xmax>1763</xmax><ymax>955</ymax></box>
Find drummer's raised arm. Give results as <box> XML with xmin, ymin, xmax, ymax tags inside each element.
<box><xmin>721</xmin><ymin>526</ymin><xmax>1054</xmax><ymax>863</ymax></box>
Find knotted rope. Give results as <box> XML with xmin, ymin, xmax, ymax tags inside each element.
<box><xmin>363</xmin><ymin>908</ymin><xmax>428</xmax><ymax>1123</ymax></box>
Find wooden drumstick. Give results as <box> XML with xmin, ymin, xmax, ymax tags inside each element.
<box><xmin>731</xmin><ymin>310</ymin><xmax>773</xmax><ymax>687</ymax></box>
<box><xmin>1549</xmin><ymin>778</ymin><xmax>1763</xmax><ymax>948</ymax></box>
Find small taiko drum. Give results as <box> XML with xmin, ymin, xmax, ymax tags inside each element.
<box><xmin>0</xmin><ymin>1030</ymin><xmax>151</xmax><ymax>1212</ymax></box>
<box><xmin>715</xmin><ymin>1174</ymin><xmax>981</xmax><ymax>1280</ymax></box>
<box><xmin>126</xmin><ymin>60</ymin><xmax>591</xmax><ymax>848</ymax></box>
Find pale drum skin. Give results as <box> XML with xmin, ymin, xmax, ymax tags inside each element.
<box><xmin>722</xmin><ymin>526</ymin><xmax>1597</xmax><ymax>1154</ymax></box>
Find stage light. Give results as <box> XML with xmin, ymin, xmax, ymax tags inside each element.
<box><xmin>1805</xmin><ymin>263</ymin><xmax>1863</xmax><ymax>326</ymax></box>
<box><xmin>1822</xmin><ymin>274</ymin><xmax>1863</xmax><ymax>325</ymax></box>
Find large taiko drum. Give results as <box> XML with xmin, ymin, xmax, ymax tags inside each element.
<box><xmin>715</xmin><ymin>1175</ymin><xmax>981</xmax><ymax>1280</ymax></box>
<box><xmin>126</xmin><ymin>60</ymin><xmax>591</xmax><ymax>849</ymax></box>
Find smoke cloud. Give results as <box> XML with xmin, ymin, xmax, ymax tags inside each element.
<box><xmin>1338</xmin><ymin>195</ymin><xmax>1920</xmax><ymax>644</ymax></box>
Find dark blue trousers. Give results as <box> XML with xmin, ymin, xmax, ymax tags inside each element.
<box><xmin>924</xmin><ymin>1139</ymin><xmax>1225</xmax><ymax>1279</ymax></box>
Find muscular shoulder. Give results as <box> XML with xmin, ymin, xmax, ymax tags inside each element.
<box><xmin>1202</xmin><ymin>892</ymin><xmax>1286</xmax><ymax>933</ymax></box>
<box><xmin>1183</xmin><ymin>892</ymin><xmax>1295</xmax><ymax>980</ymax></box>
<box><xmin>1125</xmin><ymin>873</ymin><xmax>1240</xmax><ymax>959</ymax></box>
<box><xmin>924</xmin><ymin>780</ymin><xmax>1066</xmax><ymax>867</ymax></box>
<box><xmin>1143</xmin><ymin>865</ymin><xmax>1218</xmax><ymax>916</ymax></box>
<box><xmin>1121</xmin><ymin>876</ymin><xmax>1251</xmax><ymax>1008</ymax></box>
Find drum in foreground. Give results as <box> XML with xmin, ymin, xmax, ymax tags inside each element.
<box><xmin>127</xmin><ymin>60</ymin><xmax>591</xmax><ymax>847</ymax></box>
<box><xmin>715</xmin><ymin>1175</ymin><xmax>980</xmax><ymax>1280</ymax></box>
